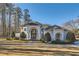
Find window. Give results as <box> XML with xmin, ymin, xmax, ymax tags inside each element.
<box><xmin>55</xmin><ymin>33</ymin><xmax>61</xmax><ymax>41</ymax></box>
<box><xmin>24</xmin><ymin>28</ymin><xmax>27</xmax><ymax>31</ymax></box>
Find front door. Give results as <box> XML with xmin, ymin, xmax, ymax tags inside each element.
<box><xmin>31</xmin><ymin>29</ymin><xmax>37</xmax><ymax>40</ymax></box>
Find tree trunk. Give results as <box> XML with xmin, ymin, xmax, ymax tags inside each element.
<box><xmin>8</xmin><ymin>7</ymin><xmax>11</xmax><ymax>38</ymax></box>
<box><xmin>1</xmin><ymin>6</ymin><xmax>6</xmax><ymax>36</ymax></box>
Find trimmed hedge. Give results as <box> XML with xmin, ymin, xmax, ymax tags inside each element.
<box><xmin>6</xmin><ymin>38</ymin><xmax>12</xmax><ymax>40</ymax></box>
<box><xmin>11</xmin><ymin>32</ymin><xmax>15</xmax><ymax>38</ymax></box>
<box><xmin>51</xmin><ymin>41</ymin><xmax>72</xmax><ymax>44</ymax></box>
<box><xmin>20</xmin><ymin>32</ymin><xmax>26</xmax><ymax>39</ymax></box>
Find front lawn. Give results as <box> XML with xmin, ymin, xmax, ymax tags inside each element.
<box><xmin>0</xmin><ymin>39</ymin><xmax>78</xmax><ymax>56</ymax></box>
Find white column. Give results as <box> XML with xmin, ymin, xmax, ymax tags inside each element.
<box><xmin>37</xmin><ymin>27</ymin><xmax>41</xmax><ymax>40</ymax></box>
<box><xmin>27</xmin><ymin>27</ymin><xmax>31</xmax><ymax>40</ymax></box>
<box><xmin>60</xmin><ymin>32</ymin><xmax>64</xmax><ymax>41</ymax></box>
<box><xmin>53</xmin><ymin>30</ymin><xmax>56</xmax><ymax>41</ymax></box>
<box><xmin>50</xmin><ymin>31</ymin><xmax>55</xmax><ymax>41</ymax></box>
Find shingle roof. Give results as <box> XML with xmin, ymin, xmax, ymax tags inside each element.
<box><xmin>21</xmin><ymin>21</ymin><xmax>42</xmax><ymax>27</ymax></box>
<box><xmin>45</xmin><ymin>25</ymin><xmax>69</xmax><ymax>31</ymax></box>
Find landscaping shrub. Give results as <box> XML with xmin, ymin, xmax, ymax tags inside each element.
<box><xmin>66</xmin><ymin>31</ymin><xmax>76</xmax><ymax>43</ymax></box>
<box><xmin>51</xmin><ymin>41</ymin><xmax>72</xmax><ymax>44</ymax></box>
<box><xmin>41</xmin><ymin>39</ymin><xmax>46</xmax><ymax>43</ymax></box>
<box><xmin>20</xmin><ymin>32</ymin><xmax>26</xmax><ymax>39</ymax></box>
<box><xmin>11</xmin><ymin>32</ymin><xmax>15</xmax><ymax>38</ymax></box>
<box><xmin>6</xmin><ymin>38</ymin><xmax>12</xmax><ymax>40</ymax></box>
<box><xmin>42</xmin><ymin>33</ymin><xmax>51</xmax><ymax>43</ymax></box>
<box><xmin>14</xmin><ymin>37</ymin><xmax>19</xmax><ymax>40</ymax></box>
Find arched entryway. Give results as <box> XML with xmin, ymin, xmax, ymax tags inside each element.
<box><xmin>44</xmin><ymin>33</ymin><xmax>51</xmax><ymax>42</ymax></box>
<box><xmin>31</xmin><ymin>29</ymin><xmax>37</xmax><ymax>40</ymax></box>
<box><xmin>55</xmin><ymin>33</ymin><xmax>61</xmax><ymax>41</ymax></box>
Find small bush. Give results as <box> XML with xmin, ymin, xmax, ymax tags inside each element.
<box><xmin>6</xmin><ymin>38</ymin><xmax>12</xmax><ymax>40</ymax></box>
<box><xmin>66</xmin><ymin>31</ymin><xmax>76</xmax><ymax>43</ymax></box>
<box><xmin>11</xmin><ymin>32</ymin><xmax>15</xmax><ymax>38</ymax></box>
<box><xmin>51</xmin><ymin>41</ymin><xmax>72</xmax><ymax>44</ymax></box>
<box><xmin>20</xmin><ymin>32</ymin><xmax>26</xmax><ymax>39</ymax></box>
<box><xmin>40</xmin><ymin>39</ymin><xmax>46</xmax><ymax>43</ymax></box>
<box><xmin>14</xmin><ymin>37</ymin><xmax>19</xmax><ymax>40</ymax></box>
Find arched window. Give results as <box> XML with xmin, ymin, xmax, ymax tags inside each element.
<box><xmin>55</xmin><ymin>33</ymin><xmax>61</xmax><ymax>41</ymax></box>
<box><xmin>66</xmin><ymin>32</ymin><xmax>75</xmax><ymax>42</ymax></box>
<box><xmin>44</xmin><ymin>32</ymin><xmax>51</xmax><ymax>42</ymax></box>
<box><xmin>31</xmin><ymin>29</ymin><xmax>37</xmax><ymax>40</ymax></box>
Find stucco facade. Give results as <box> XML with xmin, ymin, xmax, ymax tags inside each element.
<box><xmin>43</xmin><ymin>25</ymin><xmax>68</xmax><ymax>42</ymax></box>
<box><xmin>20</xmin><ymin>22</ymin><xmax>42</xmax><ymax>40</ymax></box>
<box><xmin>20</xmin><ymin>23</ymin><xmax>69</xmax><ymax>42</ymax></box>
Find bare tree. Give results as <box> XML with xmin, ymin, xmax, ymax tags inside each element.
<box><xmin>63</xmin><ymin>19</ymin><xmax>79</xmax><ymax>34</ymax></box>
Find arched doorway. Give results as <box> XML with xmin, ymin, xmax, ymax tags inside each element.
<box><xmin>44</xmin><ymin>33</ymin><xmax>51</xmax><ymax>42</ymax></box>
<box><xmin>31</xmin><ymin>29</ymin><xmax>37</xmax><ymax>40</ymax></box>
<box><xmin>66</xmin><ymin>32</ymin><xmax>75</xmax><ymax>42</ymax></box>
<box><xmin>55</xmin><ymin>33</ymin><xmax>61</xmax><ymax>41</ymax></box>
